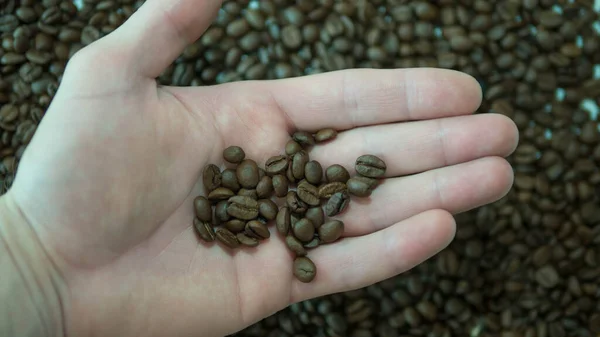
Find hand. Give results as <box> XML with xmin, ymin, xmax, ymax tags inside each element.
<box><xmin>2</xmin><ymin>1</ymin><xmax>518</xmax><ymax>336</ymax></box>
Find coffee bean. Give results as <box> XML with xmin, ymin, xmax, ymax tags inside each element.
<box><xmin>227</xmin><ymin>195</ymin><xmax>259</xmax><ymax>220</ymax></box>
<box><xmin>347</xmin><ymin>177</ymin><xmax>374</xmax><ymax>197</ymax></box>
<box><xmin>1</xmin><ymin>53</ymin><xmax>26</xmax><ymax>65</ymax></box>
<box><xmin>286</xmin><ymin>235</ymin><xmax>307</xmax><ymax>256</ymax></box>
<box><xmin>245</xmin><ymin>220</ymin><xmax>270</xmax><ymax>240</ymax></box>
<box><xmin>256</xmin><ymin>176</ymin><xmax>273</xmax><ymax>199</ymax></box>
<box><xmin>292</xmin><ymin>150</ymin><xmax>309</xmax><ymax>180</ymax></box>
<box><xmin>326</xmin><ymin>164</ymin><xmax>350</xmax><ymax>183</ymax></box>
<box><xmin>305</xmin><ymin>207</ymin><xmax>324</xmax><ymax>229</ymax></box>
<box><xmin>536</xmin><ymin>265</ymin><xmax>560</xmax><ymax>288</ymax></box>
<box><xmin>292</xmin><ymin>131</ymin><xmax>315</xmax><ymax>147</ymax></box>
<box><xmin>319</xmin><ymin>182</ymin><xmax>347</xmax><ymax>199</ymax></box>
<box><xmin>237</xmin><ymin>233</ymin><xmax>259</xmax><ymax>247</ymax></box>
<box><xmin>221</xmin><ymin>168</ymin><xmax>241</xmax><ymax>192</ymax></box>
<box><xmin>207</xmin><ymin>187</ymin><xmax>234</xmax><ymax>202</ymax></box>
<box><xmin>285</xmin><ymin>161</ymin><xmax>297</xmax><ymax>184</ymax></box>
<box><xmin>224</xmin><ymin>219</ymin><xmax>246</xmax><ymax>233</ymax></box>
<box><xmin>304</xmin><ymin>161</ymin><xmax>323</xmax><ymax>185</ymax></box>
<box><xmin>215</xmin><ymin>228</ymin><xmax>240</xmax><ymax>249</ymax></box>
<box><xmin>304</xmin><ymin>237</ymin><xmax>320</xmax><ymax>249</ymax></box>
<box><xmin>194</xmin><ymin>218</ymin><xmax>216</xmax><ymax>242</ymax></box>
<box><xmin>293</xmin><ymin>218</ymin><xmax>315</xmax><ymax>242</ymax></box>
<box><xmin>276</xmin><ymin>206</ymin><xmax>291</xmax><ymax>236</ymax></box>
<box><xmin>258</xmin><ymin>199</ymin><xmax>278</xmax><ymax>221</ymax></box>
<box><xmin>293</xmin><ymin>257</ymin><xmax>317</xmax><ymax>283</ymax></box>
<box><xmin>203</xmin><ymin>164</ymin><xmax>221</xmax><ymax>192</ymax></box>
<box><xmin>355</xmin><ymin>155</ymin><xmax>387</xmax><ymax>178</ymax></box>
<box><xmin>265</xmin><ymin>155</ymin><xmax>289</xmax><ymax>175</ymax></box>
<box><xmin>314</xmin><ymin>128</ymin><xmax>337</xmax><ymax>143</ymax></box>
<box><xmin>236</xmin><ymin>159</ymin><xmax>260</xmax><ymax>189</ymax></box>
<box><xmin>285</xmin><ymin>140</ymin><xmax>303</xmax><ymax>155</ymax></box>
<box><xmin>287</xmin><ymin>191</ymin><xmax>308</xmax><ymax>214</ymax></box>
<box><xmin>319</xmin><ymin>220</ymin><xmax>344</xmax><ymax>243</ymax></box>
<box><xmin>325</xmin><ymin>190</ymin><xmax>350</xmax><ymax>216</ymax></box>
<box><xmin>194</xmin><ymin>196</ymin><xmax>212</xmax><ymax>222</ymax></box>
<box><xmin>297</xmin><ymin>181</ymin><xmax>320</xmax><ymax>206</ymax></box>
<box><xmin>272</xmin><ymin>174</ymin><xmax>289</xmax><ymax>198</ymax></box>
<box><xmin>223</xmin><ymin>145</ymin><xmax>245</xmax><ymax>164</ymax></box>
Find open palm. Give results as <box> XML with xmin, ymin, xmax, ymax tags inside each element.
<box><xmin>5</xmin><ymin>1</ymin><xmax>517</xmax><ymax>337</ymax></box>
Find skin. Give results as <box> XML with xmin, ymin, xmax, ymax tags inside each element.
<box><xmin>0</xmin><ymin>1</ymin><xmax>518</xmax><ymax>337</ymax></box>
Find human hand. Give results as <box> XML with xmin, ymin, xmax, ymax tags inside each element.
<box><xmin>2</xmin><ymin>1</ymin><xmax>518</xmax><ymax>336</ymax></box>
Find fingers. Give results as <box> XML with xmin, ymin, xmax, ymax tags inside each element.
<box><xmin>265</xmin><ymin>68</ymin><xmax>482</xmax><ymax>130</ymax></box>
<box><xmin>290</xmin><ymin>209</ymin><xmax>456</xmax><ymax>303</ymax></box>
<box><xmin>337</xmin><ymin>157</ymin><xmax>514</xmax><ymax>236</ymax></box>
<box><xmin>106</xmin><ymin>0</ymin><xmax>222</xmax><ymax>78</ymax></box>
<box><xmin>309</xmin><ymin>113</ymin><xmax>518</xmax><ymax>177</ymax></box>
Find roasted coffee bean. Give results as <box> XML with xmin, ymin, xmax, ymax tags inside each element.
<box><xmin>287</xmin><ymin>191</ymin><xmax>308</xmax><ymax>214</ymax></box>
<box><xmin>224</xmin><ymin>219</ymin><xmax>246</xmax><ymax>233</ymax></box>
<box><xmin>304</xmin><ymin>237</ymin><xmax>320</xmax><ymax>249</ymax></box>
<box><xmin>347</xmin><ymin>177</ymin><xmax>375</xmax><ymax>197</ymax></box>
<box><xmin>304</xmin><ymin>207</ymin><xmax>324</xmax><ymax>229</ymax></box>
<box><xmin>325</xmin><ymin>190</ymin><xmax>350</xmax><ymax>216</ymax></box>
<box><xmin>272</xmin><ymin>174</ymin><xmax>289</xmax><ymax>198</ymax></box>
<box><xmin>215</xmin><ymin>228</ymin><xmax>240</xmax><ymax>249</ymax></box>
<box><xmin>286</xmin><ymin>235</ymin><xmax>307</xmax><ymax>256</ymax></box>
<box><xmin>203</xmin><ymin>164</ymin><xmax>221</xmax><ymax>192</ymax></box>
<box><xmin>276</xmin><ymin>206</ymin><xmax>291</xmax><ymax>235</ymax></box>
<box><xmin>356</xmin><ymin>155</ymin><xmax>387</xmax><ymax>178</ymax></box>
<box><xmin>305</xmin><ymin>160</ymin><xmax>323</xmax><ymax>185</ymax></box>
<box><xmin>326</xmin><ymin>164</ymin><xmax>350</xmax><ymax>183</ymax></box>
<box><xmin>256</xmin><ymin>176</ymin><xmax>273</xmax><ymax>199</ymax></box>
<box><xmin>223</xmin><ymin>145</ymin><xmax>245</xmax><ymax>163</ymax></box>
<box><xmin>292</xmin><ymin>131</ymin><xmax>315</xmax><ymax>147</ymax></box>
<box><xmin>297</xmin><ymin>181</ymin><xmax>320</xmax><ymax>206</ymax></box>
<box><xmin>258</xmin><ymin>199</ymin><xmax>278</xmax><ymax>220</ymax></box>
<box><xmin>319</xmin><ymin>220</ymin><xmax>345</xmax><ymax>243</ymax></box>
<box><xmin>285</xmin><ymin>162</ymin><xmax>297</xmax><ymax>184</ymax></box>
<box><xmin>194</xmin><ymin>196</ymin><xmax>212</xmax><ymax>222</ymax></box>
<box><xmin>236</xmin><ymin>159</ymin><xmax>259</xmax><ymax>189</ymax></box>
<box><xmin>237</xmin><ymin>188</ymin><xmax>258</xmax><ymax>200</ymax></box>
<box><xmin>292</xmin><ymin>150</ymin><xmax>309</xmax><ymax>180</ymax></box>
<box><xmin>285</xmin><ymin>140</ymin><xmax>303</xmax><ymax>155</ymax></box>
<box><xmin>293</xmin><ymin>257</ymin><xmax>317</xmax><ymax>283</ymax></box>
<box><xmin>237</xmin><ymin>233</ymin><xmax>259</xmax><ymax>247</ymax></box>
<box><xmin>265</xmin><ymin>155</ymin><xmax>288</xmax><ymax>175</ymax></box>
<box><xmin>314</xmin><ymin>128</ymin><xmax>337</xmax><ymax>142</ymax></box>
<box><xmin>319</xmin><ymin>182</ymin><xmax>347</xmax><ymax>199</ymax></box>
<box><xmin>221</xmin><ymin>168</ymin><xmax>241</xmax><ymax>192</ymax></box>
<box><xmin>214</xmin><ymin>201</ymin><xmax>230</xmax><ymax>224</ymax></box>
<box><xmin>194</xmin><ymin>218</ymin><xmax>216</xmax><ymax>242</ymax></box>
<box><xmin>227</xmin><ymin>195</ymin><xmax>259</xmax><ymax>220</ymax></box>
<box><xmin>293</xmin><ymin>218</ymin><xmax>315</xmax><ymax>242</ymax></box>
<box><xmin>207</xmin><ymin>187</ymin><xmax>234</xmax><ymax>201</ymax></box>
<box><xmin>245</xmin><ymin>220</ymin><xmax>270</xmax><ymax>240</ymax></box>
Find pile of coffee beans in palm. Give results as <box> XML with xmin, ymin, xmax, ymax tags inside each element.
<box><xmin>2</xmin><ymin>0</ymin><xmax>600</xmax><ymax>336</ymax></box>
<box><xmin>192</xmin><ymin>129</ymin><xmax>386</xmax><ymax>283</ymax></box>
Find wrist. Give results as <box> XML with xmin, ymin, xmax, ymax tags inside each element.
<box><xmin>0</xmin><ymin>193</ymin><xmax>68</xmax><ymax>337</ymax></box>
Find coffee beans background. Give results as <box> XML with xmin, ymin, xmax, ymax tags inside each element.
<box><xmin>1</xmin><ymin>0</ymin><xmax>600</xmax><ymax>336</ymax></box>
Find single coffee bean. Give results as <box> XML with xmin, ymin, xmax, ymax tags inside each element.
<box><xmin>223</xmin><ymin>145</ymin><xmax>245</xmax><ymax>163</ymax></box>
<box><xmin>314</xmin><ymin>128</ymin><xmax>338</xmax><ymax>142</ymax></box>
<box><xmin>237</xmin><ymin>188</ymin><xmax>258</xmax><ymax>200</ymax></box>
<box><xmin>352</xmin><ymin>176</ymin><xmax>379</xmax><ymax>190</ymax></box>
<box><xmin>194</xmin><ymin>218</ymin><xmax>216</xmax><ymax>242</ymax></box>
<box><xmin>215</xmin><ymin>201</ymin><xmax>230</xmax><ymax>223</ymax></box>
<box><xmin>227</xmin><ymin>195</ymin><xmax>259</xmax><ymax>220</ymax></box>
<box><xmin>203</xmin><ymin>164</ymin><xmax>222</xmax><ymax>192</ymax></box>
<box><xmin>194</xmin><ymin>196</ymin><xmax>212</xmax><ymax>222</ymax></box>
<box><xmin>292</xmin><ymin>150</ymin><xmax>309</xmax><ymax>180</ymax></box>
<box><xmin>297</xmin><ymin>181</ymin><xmax>320</xmax><ymax>206</ymax></box>
<box><xmin>319</xmin><ymin>220</ymin><xmax>345</xmax><ymax>243</ymax></box>
<box><xmin>305</xmin><ymin>161</ymin><xmax>323</xmax><ymax>185</ymax></box>
<box><xmin>286</xmin><ymin>235</ymin><xmax>307</xmax><ymax>256</ymax></box>
<box><xmin>325</xmin><ymin>191</ymin><xmax>350</xmax><ymax>216</ymax></box>
<box><xmin>207</xmin><ymin>187</ymin><xmax>235</xmax><ymax>202</ymax></box>
<box><xmin>293</xmin><ymin>218</ymin><xmax>315</xmax><ymax>242</ymax></box>
<box><xmin>287</xmin><ymin>191</ymin><xmax>308</xmax><ymax>214</ymax></box>
<box><xmin>258</xmin><ymin>199</ymin><xmax>278</xmax><ymax>220</ymax></box>
<box><xmin>319</xmin><ymin>182</ymin><xmax>347</xmax><ymax>199</ymax></box>
<box><xmin>225</xmin><ymin>219</ymin><xmax>246</xmax><ymax>233</ymax></box>
<box><xmin>256</xmin><ymin>176</ymin><xmax>273</xmax><ymax>199</ymax></box>
<box><xmin>347</xmin><ymin>177</ymin><xmax>374</xmax><ymax>197</ymax></box>
<box><xmin>258</xmin><ymin>168</ymin><xmax>266</xmax><ymax>180</ymax></box>
<box><xmin>326</xmin><ymin>164</ymin><xmax>350</xmax><ymax>183</ymax></box>
<box><xmin>285</xmin><ymin>140</ymin><xmax>303</xmax><ymax>155</ymax></box>
<box><xmin>286</xmin><ymin>163</ymin><xmax>297</xmax><ymax>184</ymax></box>
<box><xmin>245</xmin><ymin>220</ymin><xmax>271</xmax><ymax>240</ymax></box>
<box><xmin>221</xmin><ymin>168</ymin><xmax>241</xmax><ymax>192</ymax></box>
<box><xmin>294</xmin><ymin>257</ymin><xmax>317</xmax><ymax>283</ymax></box>
<box><xmin>304</xmin><ymin>237</ymin><xmax>320</xmax><ymax>249</ymax></box>
<box><xmin>305</xmin><ymin>207</ymin><xmax>324</xmax><ymax>228</ymax></box>
<box><xmin>272</xmin><ymin>174</ymin><xmax>289</xmax><ymax>198</ymax></box>
<box><xmin>236</xmin><ymin>159</ymin><xmax>260</xmax><ymax>189</ymax></box>
<box><xmin>276</xmin><ymin>206</ymin><xmax>291</xmax><ymax>235</ymax></box>
<box><xmin>265</xmin><ymin>155</ymin><xmax>289</xmax><ymax>175</ymax></box>
<box><xmin>237</xmin><ymin>233</ymin><xmax>259</xmax><ymax>247</ymax></box>
<box><xmin>292</xmin><ymin>131</ymin><xmax>315</xmax><ymax>147</ymax></box>
<box><xmin>356</xmin><ymin>155</ymin><xmax>387</xmax><ymax>178</ymax></box>
<box><xmin>216</xmin><ymin>228</ymin><xmax>240</xmax><ymax>249</ymax></box>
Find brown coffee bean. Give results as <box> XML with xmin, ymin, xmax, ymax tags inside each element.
<box><xmin>304</xmin><ymin>161</ymin><xmax>323</xmax><ymax>185</ymax></box>
<box><xmin>293</xmin><ymin>218</ymin><xmax>315</xmax><ymax>242</ymax></box>
<box><xmin>297</xmin><ymin>181</ymin><xmax>320</xmax><ymax>206</ymax></box>
<box><xmin>535</xmin><ymin>265</ymin><xmax>560</xmax><ymax>288</ymax></box>
<box><xmin>265</xmin><ymin>155</ymin><xmax>289</xmax><ymax>175</ymax></box>
<box><xmin>276</xmin><ymin>206</ymin><xmax>291</xmax><ymax>236</ymax></box>
<box><xmin>245</xmin><ymin>220</ymin><xmax>270</xmax><ymax>240</ymax></box>
<box><xmin>1</xmin><ymin>53</ymin><xmax>26</xmax><ymax>65</ymax></box>
<box><xmin>281</xmin><ymin>25</ymin><xmax>303</xmax><ymax>49</ymax></box>
<box><xmin>237</xmin><ymin>233</ymin><xmax>259</xmax><ymax>247</ymax></box>
<box><xmin>194</xmin><ymin>196</ymin><xmax>212</xmax><ymax>222</ymax></box>
<box><xmin>314</xmin><ymin>128</ymin><xmax>337</xmax><ymax>142</ymax></box>
<box><xmin>224</xmin><ymin>219</ymin><xmax>246</xmax><ymax>233</ymax></box>
<box><xmin>203</xmin><ymin>164</ymin><xmax>221</xmax><ymax>192</ymax></box>
<box><xmin>292</xmin><ymin>131</ymin><xmax>315</xmax><ymax>147</ymax></box>
<box><xmin>272</xmin><ymin>174</ymin><xmax>289</xmax><ymax>198</ymax></box>
<box><xmin>256</xmin><ymin>176</ymin><xmax>273</xmax><ymax>199</ymax></box>
<box><xmin>236</xmin><ymin>159</ymin><xmax>259</xmax><ymax>189</ymax></box>
<box><xmin>319</xmin><ymin>220</ymin><xmax>344</xmax><ymax>243</ymax></box>
<box><xmin>223</xmin><ymin>146</ymin><xmax>245</xmax><ymax>163</ymax></box>
<box><xmin>237</xmin><ymin>188</ymin><xmax>258</xmax><ymax>200</ymax></box>
<box><xmin>326</xmin><ymin>164</ymin><xmax>350</xmax><ymax>183</ymax></box>
<box><xmin>258</xmin><ymin>199</ymin><xmax>278</xmax><ymax>221</ymax></box>
<box><xmin>214</xmin><ymin>200</ymin><xmax>230</xmax><ymax>224</ymax></box>
<box><xmin>292</xmin><ymin>151</ymin><xmax>309</xmax><ymax>180</ymax></box>
<box><xmin>325</xmin><ymin>190</ymin><xmax>350</xmax><ymax>217</ymax></box>
<box><xmin>347</xmin><ymin>177</ymin><xmax>374</xmax><ymax>197</ymax></box>
<box><xmin>304</xmin><ymin>237</ymin><xmax>320</xmax><ymax>249</ymax></box>
<box><xmin>227</xmin><ymin>195</ymin><xmax>259</xmax><ymax>220</ymax></box>
<box><xmin>221</xmin><ymin>168</ymin><xmax>241</xmax><ymax>192</ymax></box>
<box><xmin>207</xmin><ymin>187</ymin><xmax>234</xmax><ymax>202</ymax></box>
<box><xmin>287</xmin><ymin>191</ymin><xmax>308</xmax><ymax>214</ymax></box>
<box><xmin>215</xmin><ymin>228</ymin><xmax>240</xmax><ymax>249</ymax></box>
<box><xmin>305</xmin><ymin>207</ymin><xmax>324</xmax><ymax>229</ymax></box>
<box><xmin>355</xmin><ymin>155</ymin><xmax>387</xmax><ymax>178</ymax></box>
<box><xmin>293</xmin><ymin>257</ymin><xmax>317</xmax><ymax>283</ymax></box>
<box><xmin>226</xmin><ymin>18</ymin><xmax>250</xmax><ymax>37</ymax></box>
<box><xmin>286</xmin><ymin>163</ymin><xmax>296</xmax><ymax>184</ymax></box>
<box><xmin>319</xmin><ymin>182</ymin><xmax>347</xmax><ymax>199</ymax></box>
<box><xmin>194</xmin><ymin>218</ymin><xmax>216</xmax><ymax>242</ymax></box>
<box><xmin>286</xmin><ymin>235</ymin><xmax>307</xmax><ymax>256</ymax></box>
<box><xmin>285</xmin><ymin>140</ymin><xmax>303</xmax><ymax>155</ymax></box>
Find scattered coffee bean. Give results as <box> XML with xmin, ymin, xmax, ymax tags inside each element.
<box><xmin>207</xmin><ymin>187</ymin><xmax>235</xmax><ymax>201</ymax></box>
<box><xmin>285</xmin><ymin>140</ymin><xmax>303</xmax><ymax>156</ymax></box>
<box><xmin>203</xmin><ymin>164</ymin><xmax>221</xmax><ymax>191</ymax></box>
<box><xmin>319</xmin><ymin>182</ymin><xmax>347</xmax><ymax>199</ymax></box>
<box><xmin>256</xmin><ymin>175</ymin><xmax>273</xmax><ymax>198</ymax></box>
<box><xmin>347</xmin><ymin>177</ymin><xmax>374</xmax><ymax>197</ymax></box>
<box><xmin>297</xmin><ymin>181</ymin><xmax>320</xmax><ymax>206</ymax></box>
<box><xmin>314</xmin><ymin>128</ymin><xmax>337</xmax><ymax>142</ymax></box>
<box><xmin>245</xmin><ymin>220</ymin><xmax>271</xmax><ymax>240</ymax></box>
<box><xmin>304</xmin><ymin>160</ymin><xmax>323</xmax><ymax>185</ymax></box>
<box><xmin>276</xmin><ymin>206</ymin><xmax>291</xmax><ymax>236</ymax></box>
<box><xmin>194</xmin><ymin>196</ymin><xmax>212</xmax><ymax>222</ymax></box>
<box><xmin>265</xmin><ymin>155</ymin><xmax>289</xmax><ymax>175</ymax></box>
<box><xmin>355</xmin><ymin>155</ymin><xmax>387</xmax><ymax>178</ymax></box>
<box><xmin>223</xmin><ymin>145</ymin><xmax>245</xmax><ymax>164</ymax></box>
<box><xmin>258</xmin><ymin>199</ymin><xmax>278</xmax><ymax>220</ymax></box>
<box><xmin>221</xmin><ymin>168</ymin><xmax>241</xmax><ymax>192</ymax></box>
<box><xmin>304</xmin><ymin>237</ymin><xmax>320</xmax><ymax>249</ymax></box>
<box><xmin>215</xmin><ymin>228</ymin><xmax>240</xmax><ymax>249</ymax></box>
<box><xmin>237</xmin><ymin>188</ymin><xmax>258</xmax><ymax>200</ymax></box>
<box><xmin>236</xmin><ymin>159</ymin><xmax>260</xmax><ymax>189</ymax></box>
<box><xmin>287</xmin><ymin>191</ymin><xmax>308</xmax><ymax>214</ymax></box>
<box><xmin>319</xmin><ymin>220</ymin><xmax>344</xmax><ymax>243</ymax></box>
<box><xmin>293</xmin><ymin>218</ymin><xmax>315</xmax><ymax>242</ymax></box>
<box><xmin>294</xmin><ymin>257</ymin><xmax>317</xmax><ymax>283</ymax></box>
<box><xmin>224</xmin><ymin>219</ymin><xmax>246</xmax><ymax>233</ymax></box>
<box><xmin>326</xmin><ymin>164</ymin><xmax>350</xmax><ymax>183</ymax></box>
<box><xmin>305</xmin><ymin>207</ymin><xmax>324</xmax><ymax>228</ymax></box>
<box><xmin>194</xmin><ymin>218</ymin><xmax>216</xmax><ymax>242</ymax></box>
<box><xmin>286</xmin><ymin>235</ymin><xmax>307</xmax><ymax>256</ymax></box>
<box><xmin>237</xmin><ymin>233</ymin><xmax>259</xmax><ymax>247</ymax></box>
<box><xmin>272</xmin><ymin>174</ymin><xmax>289</xmax><ymax>198</ymax></box>
<box><xmin>215</xmin><ymin>200</ymin><xmax>230</xmax><ymax>223</ymax></box>
<box><xmin>227</xmin><ymin>195</ymin><xmax>259</xmax><ymax>220</ymax></box>
<box><xmin>292</xmin><ymin>131</ymin><xmax>315</xmax><ymax>147</ymax></box>
<box><xmin>292</xmin><ymin>150</ymin><xmax>309</xmax><ymax>180</ymax></box>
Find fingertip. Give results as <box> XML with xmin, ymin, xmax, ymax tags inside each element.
<box><xmin>479</xmin><ymin>156</ymin><xmax>515</xmax><ymax>202</ymax></box>
<box><xmin>410</xmin><ymin>209</ymin><xmax>456</xmax><ymax>254</ymax></box>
